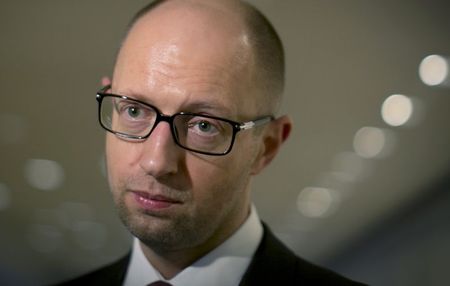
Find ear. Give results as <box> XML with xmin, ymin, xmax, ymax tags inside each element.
<box><xmin>250</xmin><ymin>115</ymin><xmax>292</xmax><ymax>175</ymax></box>
<box><xmin>101</xmin><ymin>76</ymin><xmax>112</xmax><ymax>87</ymax></box>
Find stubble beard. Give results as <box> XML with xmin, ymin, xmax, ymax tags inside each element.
<box><xmin>115</xmin><ymin>193</ymin><xmax>214</xmax><ymax>253</ymax></box>
<box><xmin>112</xmin><ymin>182</ymin><xmax>247</xmax><ymax>256</ymax></box>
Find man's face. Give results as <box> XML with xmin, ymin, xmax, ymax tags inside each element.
<box><xmin>106</xmin><ymin>5</ymin><xmax>265</xmax><ymax>254</ymax></box>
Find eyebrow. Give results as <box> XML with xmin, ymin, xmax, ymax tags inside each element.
<box><xmin>112</xmin><ymin>88</ymin><xmax>147</xmax><ymax>101</ymax></box>
<box><xmin>111</xmin><ymin>88</ymin><xmax>235</xmax><ymax>119</ymax></box>
<box><xmin>181</xmin><ymin>101</ymin><xmax>235</xmax><ymax>118</ymax></box>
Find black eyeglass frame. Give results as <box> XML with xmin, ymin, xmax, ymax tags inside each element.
<box><xmin>96</xmin><ymin>85</ymin><xmax>274</xmax><ymax>156</ymax></box>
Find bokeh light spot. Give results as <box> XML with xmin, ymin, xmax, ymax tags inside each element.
<box><xmin>297</xmin><ymin>187</ymin><xmax>338</xmax><ymax>218</ymax></box>
<box><xmin>381</xmin><ymin>94</ymin><xmax>414</xmax><ymax>127</ymax></box>
<box><xmin>353</xmin><ymin>127</ymin><xmax>386</xmax><ymax>158</ymax></box>
<box><xmin>331</xmin><ymin>151</ymin><xmax>372</xmax><ymax>181</ymax></box>
<box><xmin>24</xmin><ymin>159</ymin><xmax>65</xmax><ymax>191</ymax></box>
<box><xmin>419</xmin><ymin>54</ymin><xmax>449</xmax><ymax>86</ymax></box>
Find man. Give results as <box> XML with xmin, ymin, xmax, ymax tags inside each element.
<box><xmin>60</xmin><ymin>0</ymin><xmax>365</xmax><ymax>285</ymax></box>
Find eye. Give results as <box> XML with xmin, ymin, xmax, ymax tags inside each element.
<box><xmin>126</xmin><ymin>106</ymin><xmax>141</xmax><ymax>118</ymax></box>
<box><xmin>114</xmin><ymin>99</ymin><xmax>148</xmax><ymax>120</ymax></box>
<box><xmin>197</xmin><ymin>121</ymin><xmax>214</xmax><ymax>132</ymax></box>
<box><xmin>188</xmin><ymin>118</ymin><xmax>220</xmax><ymax>135</ymax></box>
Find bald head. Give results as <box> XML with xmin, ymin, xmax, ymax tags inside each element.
<box><xmin>114</xmin><ymin>0</ymin><xmax>284</xmax><ymax>114</ymax></box>
<box><xmin>105</xmin><ymin>1</ymin><xmax>292</xmax><ymax>266</ymax></box>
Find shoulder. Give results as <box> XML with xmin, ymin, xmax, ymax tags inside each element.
<box><xmin>54</xmin><ymin>253</ymin><xmax>130</xmax><ymax>286</ymax></box>
<box><xmin>240</xmin><ymin>224</ymin><xmax>367</xmax><ymax>286</ymax></box>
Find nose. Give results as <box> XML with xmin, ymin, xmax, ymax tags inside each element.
<box><xmin>138</xmin><ymin>121</ymin><xmax>181</xmax><ymax>179</ymax></box>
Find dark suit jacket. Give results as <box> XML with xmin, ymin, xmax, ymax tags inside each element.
<box><xmin>58</xmin><ymin>224</ymin><xmax>366</xmax><ymax>285</ymax></box>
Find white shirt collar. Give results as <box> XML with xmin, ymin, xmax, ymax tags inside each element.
<box><xmin>123</xmin><ymin>205</ymin><xmax>263</xmax><ymax>286</ymax></box>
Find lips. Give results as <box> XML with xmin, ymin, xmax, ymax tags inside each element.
<box><xmin>131</xmin><ymin>191</ymin><xmax>182</xmax><ymax>210</ymax></box>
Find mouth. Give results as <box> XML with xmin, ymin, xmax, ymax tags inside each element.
<box><xmin>130</xmin><ymin>191</ymin><xmax>183</xmax><ymax>211</ymax></box>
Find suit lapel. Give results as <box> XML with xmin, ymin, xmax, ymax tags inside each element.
<box><xmin>239</xmin><ymin>223</ymin><xmax>297</xmax><ymax>285</ymax></box>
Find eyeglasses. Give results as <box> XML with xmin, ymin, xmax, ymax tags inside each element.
<box><xmin>96</xmin><ymin>85</ymin><xmax>273</xmax><ymax>156</ymax></box>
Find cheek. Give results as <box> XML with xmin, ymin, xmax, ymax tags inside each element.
<box><xmin>186</xmin><ymin>151</ymin><xmax>253</xmax><ymax>204</ymax></box>
<box><xmin>106</xmin><ymin>137</ymin><xmax>121</xmax><ymax>190</ymax></box>
<box><xmin>105</xmin><ymin>135</ymin><xmax>139</xmax><ymax>187</ymax></box>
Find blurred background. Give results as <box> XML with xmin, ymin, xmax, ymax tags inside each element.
<box><xmin>1</xmin><ymin>0</ymin><xmax>449</xmax><ymax>285</ymax></box>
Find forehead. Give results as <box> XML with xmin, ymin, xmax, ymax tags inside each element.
<box><xmin>112</xmin><ymin>2</ymin><xmax>259</xmax><ymax>119</ymax></box>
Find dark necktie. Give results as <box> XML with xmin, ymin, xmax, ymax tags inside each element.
<box><xmin>147</xmin><ymin>281</ymin><xmax>173</xmax><ymax>286</ymax></box>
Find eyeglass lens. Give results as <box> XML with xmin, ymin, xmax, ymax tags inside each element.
<box><xmin>100</xmin><ymin>96</ymin><xmax>234</xmax><ymax>154</ymax></box>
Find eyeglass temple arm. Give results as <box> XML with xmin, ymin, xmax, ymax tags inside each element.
<box><xmin>239</xmin><ymin>116</ymin><xmax>274</xmax><ymax>130</ymax></box>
